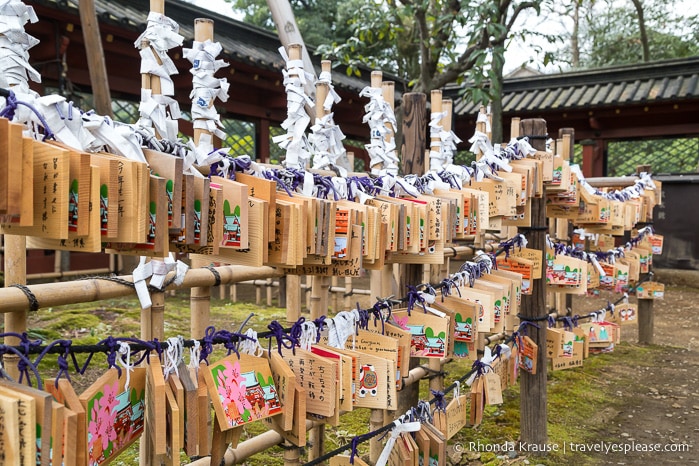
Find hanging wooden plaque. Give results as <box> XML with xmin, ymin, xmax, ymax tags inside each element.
<box><xmin>0</xmin><ymin>118</ymin><xmax>24</xmax><ymax>216</ymax></box>
<box><xmin>422</xmin><ymin>420</ymin><xmax>446</xmax><ymax>466</ymax></box>
<box><xmin>170</xmin><ymin>172</ymin><xmax>193</xmax><ymax>244</ymax></box>
<box><xmin>89</xmin><ymin>153</ymin><xmax>119</xmax><ymax>238</ymax></box>
<box><xmin>177</xmin><ymin>362</ymin><xmax>199</xmax><ymax>457</ymax></box>
<box><xmin>204</xmin><ymin>353</ymin><xmax>282</xmax><ymax>431</ymax></box>
<box><xmin>45</xmin><ymin>378</ymin><xmax>87</xmax><ymax>466</ymax></box>
<box><xmin>263</xmin><ymin>382</ymin><xmax>307</xmax><ymax>447</ymax></box>
<box><xmin>0</xmin><ymin>141</ymin><xmax>69</xmax><ymax>239</ymax></box>
<box><xmin>310</xmin><ymin>345</ymin><xmax>350</xmax><ymax>420</ymax></box>
<box><xmin>433</xmin><ymin>296</ymin><xmax>478</xmax><ymax>359</ymax></box>
<box><xmin>78</xmin><ymin>367</ymin><xmax>146</xmax><ymax>465</ymax></box>
<box><xmin>444</xmin><ymin>394</ymin><xmax>468</xmax><ymax>440</ymax></box>
<box><xmin>211</xmin><ymin>176</ymin><xmax>249</xmax><ymax>250</ymax></box>
<box><xmin>279</xmin><ymin>347</ymin><xmax>336</xmax><ymax>417</ymax></box>
<box><xmin>50</xmin><ymin>401</ymin><xmax>65</xmax><ymax>466</ymax></box>
<box><xmin>0</xmin><ymin>391</ymin><xmax>21</xmax><ymax>466</ymax></box>
<box><xmin>391</xmin><ymin>309</ymin><xmax>449</xmax><ymax>359</ymax></box>
<box><xmin>163</xmin><ymin>382</ymin><xmax>181</xmax><ymax>466</ymax></box>
<box><xmin>28</xmin><ymin>165</ymin><xmax>102</xmax><ymax>253</ymax></box>
<box><xmin>144</xmin><ymin>355</ymin><xmax>167</xmax><ymax>455</ymax></box>
<box><xmin>143</xmin><ymin>148</ymin><xmax>183</xmax><ymax>229</ymax></box>
<box><xmin>167</xmin><ymin>373</ymin><xmax>185</xmax><ymax>450</ymax></box>
<box><xmin>267</xmin><ymin>349</ymin><xmax>297</xmax><ymax>431</ymax></box>
<box><xmin>366</xmin><ymin>318</ymin><xmax>412</xmax><ymax>386</ymax></box>
<box><xmin>235</xmin><ymin>172</ymin><xmax>276</xmax><ymax>240</ymax></box>
<box><xmin>0</xmin><ymin>379</ymin><xmax>51</xmax><ymax>466</ymax></box>
<box><xmin>62</xmin><ymin>406</ymin><xmax>78</xmax><ymax>466</ymax></box>
<box><xmin>201</xmin><ymin>196</ymin><xmax>268</xmax><ymax>267</ymax></box>
<box><xmin>196</xmin><ymin>362</ymin><xmax>211</xmax><ymax>457</ymax></box>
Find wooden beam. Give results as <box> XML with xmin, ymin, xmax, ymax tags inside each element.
<box><xmin>79</xmin><ymin>0</ymin><xmax>112</xmax><ymax>116</ymax></box>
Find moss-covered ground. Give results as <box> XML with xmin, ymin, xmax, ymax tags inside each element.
<box><xmin>12</xmin><ymin>289</ymin><xmax>679</xmax><ymax>465</ymax></box>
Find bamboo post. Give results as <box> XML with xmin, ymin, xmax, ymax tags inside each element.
<box><xmin>427</xmin><ymin>90</ymin><xmax>444</xmax><ymax>394</ymax></box>
<box><xmin>285</xmin><ymin>276</ymin><xmax>300</xmax><ymax>322</ymax></box>
<box><xmin>560</xmin><ymin>129</ymin><xmax>575</xmax><ymax>315</ymax></box>
<box><xmin>344</xmin><ymin>277</ymin><xmax>353</xmax><ymax>309</ymax></box>
<box><xmin>519</xmin><ymin>118</ymin><xmax>548</xmax><ymax>451</ymax></box>
<box><xmin>190</xmin><ymin>17</ymin><xmax>216</xmax><ymax>341</ymax></box>
<box><xmin>2</xmin><ymin>235</ymin><xmax>26</xmax><ymax>381</ymax></box>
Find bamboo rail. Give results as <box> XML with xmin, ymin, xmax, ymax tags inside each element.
<box><xmin>0</xmin><ymin>264</ymin><xmax>283</xmax><ymax>313</ymax></box>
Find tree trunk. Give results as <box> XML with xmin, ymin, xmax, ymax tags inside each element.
<box><xmin>631</xmin><ymin>0</ymin><xmax>650</xmax><ymax>62</ymax></box>
<box><xmin>571</xmin><ymin>0</ymin><xmax>580</xmax><ymax>68</ymax></box>
<box><xmin>490</xmin><ymin>43</ymin><xmax>505</xmax><ymax>144</ymax></box>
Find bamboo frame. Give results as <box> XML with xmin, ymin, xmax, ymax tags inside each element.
<box><xmin>0</xmin><ymin>264</ymin><xmax>283</xmax><ymax>314</ymax></box>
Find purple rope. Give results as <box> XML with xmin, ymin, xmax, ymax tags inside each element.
<box><xmin>0</xmin><ymin>89</ymin><xmax>55</xmax><ymax>140</ymax></box>
<box><xmin>430</xmin><ymin>389</ymin><xmax>447</xmax><ymax>412</ymax></box>
<box><xmin>200</xmin><ymin>326</ymin><xmax>216</xmax><ymax>364</ymax></box>
<box><xmin>267</xmin><ymin>321</ymin><xmax>297</xmax><ymax>356</ymax></box>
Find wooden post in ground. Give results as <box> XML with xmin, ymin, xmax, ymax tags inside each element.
<box><xmin>636</xmin><ymin>164</ymin><xmax>654</xmax><ymax>345</ymax></box>
<box><xmin>638</xmin><ymin>295</ymin><xmax>654</xmax><ymax>344</ymax></box>
<box><xmin>519</xmin><ymin>118</ymin><xmax>549</xmax><ymax>450</ymax></box>
<box><xmin>2</xmin><ymin>235</ymin><xmax>26</xmax><ymax>381</ymax></box>
<box><xmin>391</xmin><ymin>91</ymin><xmax>427</xmax><ymax>430</ymax></box>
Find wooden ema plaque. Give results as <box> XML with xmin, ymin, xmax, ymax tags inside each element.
<box><xmin>100</xmin><ymin>153</ymin><xmax>149</xmax><ymax>243</ymax></box>
<box><xmin>310</xmin><ymin>345</ymin><xmax>352</xmax><ymax>422</ymax></box>
<box><xmin>279</xmin><ymin>347</ymin><xmax>337</xmax><ymax>417</ymax></box>
<box><xmin>457</xmin><ymin>286</ymin><xmax>495</xmax><ymax>333</ymax></box>
<box><xmin>433</xmin><ymin>296</ymin><xmax>478</xmax><ymax>359</ymax></box>
<box><xmin>79</xmin><ymin>367</ymin><xmax>147</xmax><ymax>465</ymax></box>
<box><xmin>0</xmin><ymin>388</ymin><xmax>34</xmax><ymax>466</ymax></box>
<box><xmin>28</xmin><ymin>165</ymin><xmax>102</xmax><ymax>253</ymax></box>
<box><xmin>210</xmin><ymin>176</ymin><xmax>249</xmax><ymax>251</ymax></box>
<box><xmin>1</xmin><ymin>141</ymin><xmax>70</xmax><ymax>239</ymax></box>
<box><xmin>0</xmin><ymin>118</ymin><xmax>24</xmax><ymax>216</ymax></box>
<box><xmin>89</xmin><ymin>153</ymin><xmax>119</xmax><ymax>238</ymax></box>
<box><xmin>473</xmin><ymin>280</ymin><xmax>507</xmax><ymax>333</ymax></box>
<box><xmin>496</xmin><ymin>255</ymin><xmax>534</xmax><ymax>295</ymax></box>
<box><xmin>433</xmin><ymin>189</ymin><xmax>464</xmax><ymax>238</ymax></box>
<box><xmin>166</xmin><ymin>373</ymin><xmax>185</xmax><ymax>451</ymax></box>
<box><xmin>235</xmin><ymin>172</ymin><xmax>276</xmax><ymax>241</ymax></box>
<box><xmin>283</xmin><ymin>224</ymin><xmax>363</xmax><ymax>277</ymax></box>
<box><xmin>349</xmin><ymin>330</ymin><xmax>398</xmax><ymax>410</ymax></box>
<box><xmin>461</xmin><ymin>187</ymin><xmax>489</xmax><ymax>235</ymax></box>
<box><xmin>162</xmin><ymin>382</ymin><xmax>181</xmax><ymax>466</ymax></box>
<box><xmin>267</xmin><ymin>349</ymin><xmax>297</xmax><ymax>431</ymax></box>
<box><xmin>391</xmin><ymin>309</ymin><xmax>449</xmax><ymax>359</ymax></box>
<box><xmin>365</xmin><ymin>317</ymin><xmax>412</xmax><ymax>384</ymax></box>
<box><xmin>169</xmin><ymin>172</ymin><xmax>193</xmax><ymax>243</ymax></box>
<box><xmin>203</xmin><ymin>353</ymin><xmax>282</xmax><ymax>431</ymax></box>
<box><xmin>143</xmin><ymin>148</ymin><xmax>183</xmax><ymax>230</ymax></box>
<box><xmin>44</xmin><ymin>378</ymin><xmax>87</xmax><ymax>466</ymax></box>
<box><xmin>177</xmin><ymin>362</ymin><xmax>199</xmax><ymax>457</ymax></box>
<box><xmin>194</xmin><ymin>197</ymin><xmax>268</xmax><ymax>267</ymax></box>
<box><xmin>106</xmin><ymin>174</ymin><xmax>169</xmax><ymax>256</ymax></box>
<box><xmin>48</xmin><ymin>400</ymin><xmax>65</xmax><ymax>466</ymax></box>
<box><xmin>263</xmin><ymin>382</ymin><xmax>306</xmax><ymax>447</ymax></box>
<box><xmin>0</xmin><ymin>379</ymin><xmax>52</xmax><ymax>466</ymax></box>
<box><xmin>144</xmin><ymin>357</ymin><xmax>167</xmax><ymax>456</ymax></box>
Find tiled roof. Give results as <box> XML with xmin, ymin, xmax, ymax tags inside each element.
<box><xmin>28</xmin><ymin>0</ymin><xmax>391</xmax><ymax>94</ymax></box>
<box><xmin>451</xmin><ymin>56</ymin><xmax>699</xmax><ymax>116</ymax></box>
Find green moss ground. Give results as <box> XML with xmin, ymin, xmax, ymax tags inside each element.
<box><xmin>12</xmin><ymin>291</ymin><xmax>668</xmax><ymax>465</ymax></box>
